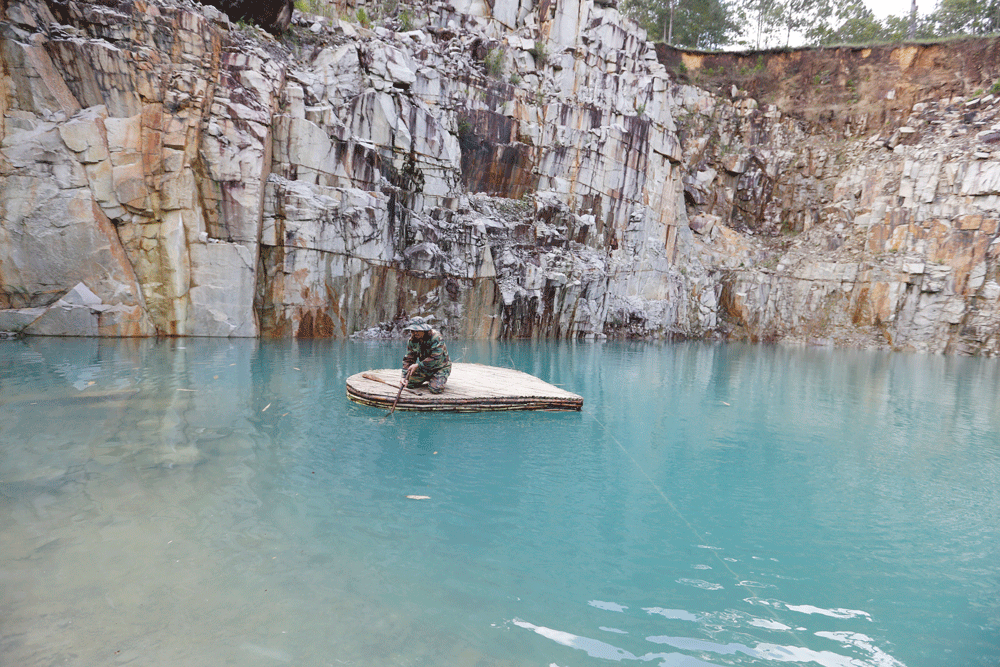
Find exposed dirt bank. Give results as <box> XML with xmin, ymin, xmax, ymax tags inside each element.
<box><xmin>657</xmin><ymin>39</ymin><xmax>1000</xmax><ymax>135</ymax></box>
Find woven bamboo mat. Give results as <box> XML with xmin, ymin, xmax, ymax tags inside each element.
<box><xmin>346</xmin><ymin>363</ymin><xmax>583</xmax><ymax>412</ymax></box>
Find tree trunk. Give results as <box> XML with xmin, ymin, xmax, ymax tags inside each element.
<box><xmin>908</xmin><ymin>0</ymin><xmax>917</xmax><ymax>39</ymax></box>
<box><xmin>668</xmin><ymin>0</ymin><xmax>674</xmax><ymax>45</ymax></box>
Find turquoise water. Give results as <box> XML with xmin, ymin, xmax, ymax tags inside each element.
<box><xmin>1</xmin><ymin>338</ymin><xmax>998</xmax><ymax>667</ymax></box>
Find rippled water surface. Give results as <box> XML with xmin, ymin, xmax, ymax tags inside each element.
<box><xmin>1</xmin><ymin>338</ymin><xmax>998</xmax><ymax>667</ymax></box>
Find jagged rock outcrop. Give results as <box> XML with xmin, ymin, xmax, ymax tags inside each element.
<box><xmin>668</xmin><ymin>49</ymin><xmax>1000</xmax><ymax>354</ymax></box>
<box><xmin>202</xmin><ymin>0</ymin><xmax>294</xmax><ymax>33</ymax></box>
<box><xmin>2</xmin><ymin>0</ymin><xmax>1000</xmax><ymax>354</ymax></box>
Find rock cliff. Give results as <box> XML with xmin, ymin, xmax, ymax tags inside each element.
<box><xmin>2</xmin><ymin>0</ymin><xmax>1000</xmax><ymax>354</ymax></box>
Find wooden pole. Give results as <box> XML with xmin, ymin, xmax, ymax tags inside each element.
<box><xmin>363</xmin><ymin>372</ymin><xmax>418</xmax><ymax>394</ymax></box>
<box><xmin>382</xmin><ymin>367</ymin><xmax>415</xmax><ymax>420</ymax></box>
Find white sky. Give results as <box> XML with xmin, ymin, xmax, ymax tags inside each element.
<box><xmin>865</xmin><ymin>0</ymin><xmax>926</xmax><ymax>20</ymax></box>
<box><xmin>745</xmin><ymin>0</ymin><xmax>934</xmax><ymax>48</ymax></box>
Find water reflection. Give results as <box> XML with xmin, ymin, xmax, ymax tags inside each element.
<box><xmin>515</xmin><ymin>606</ymin><xmax>906</xmax><ymax>667</ymax></box>
<box><xmin>1</xmin><ymin>339</ymin><xmax>998</xmax><ymax>666</ymax></box>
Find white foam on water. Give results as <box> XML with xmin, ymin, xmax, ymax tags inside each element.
<box><xmin>676</xmin><ymin>578</ymin><xmax>724</xmax><ymax>590</ymax></box>
<box><xmin>643</xmin><ymin>607</ymin><xmax>699</xmax><ymax>622</ymax></box>
<box><xmin>787</xmin><ymin>604</ymin><xmax>873</xmax><ymax>620</ymax></box>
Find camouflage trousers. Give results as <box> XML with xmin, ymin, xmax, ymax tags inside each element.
<box><xmin>406</xmin><ymin>364</ymin><xmax>451</xmax><ymax>394</ymax></box>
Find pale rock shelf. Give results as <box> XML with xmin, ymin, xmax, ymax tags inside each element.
<box><xmin>346</xmin><ymin>363</ymin><xmax>583</xmax><ymax>411</ymax></box>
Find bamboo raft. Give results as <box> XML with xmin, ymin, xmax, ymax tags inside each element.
<box><xmin>346</xmin><ymin>363</ymin><xmax>583</xmax><ymax>412</ymax></box>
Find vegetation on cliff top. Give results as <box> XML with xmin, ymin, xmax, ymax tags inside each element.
<box><xmin>622</xmin><ymin>0</ymin><xmax>1000</xmax><ymax>50</ymax></box>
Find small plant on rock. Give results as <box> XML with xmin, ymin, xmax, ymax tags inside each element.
<box><xmin>356</xmin><ymin>7</ymin><xmax>371</xmax><ymax>28</ymax></box>
<box><xmin>397</xmin><ymin>8</ymin><xmax>413</xmax><ymax>31</ymax></box>
<box><xmin>485</xmin><ymin>47</ymin><xmax>505</xmax><ymax>79</ymax></box>
<box><xmin>295</xmin><ymin>0</ymin><xmax>337</xmax><ymax>20</ymax></box>
<box><xmin>528</xmin><ymin>40</ymin><xmax>549</xmax><ymax>66</ymax></box>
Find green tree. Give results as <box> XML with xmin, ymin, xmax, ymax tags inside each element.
<box><xmin>673</xmin><ymin>0</ymin><xmax>739</xmax><ymax>47</ymax></box>
<box><xmin>736</xmin><ymin>0</ymin><xmax>785</xmax><ymax>48</ymax></box>
<box><xmin>932</xmin><ymin>0</ymin><xmax>1000</xmax><ymax>35</ymax></box>
<box><xmin>624</xmin><ymin>0</ymin><xmax>738</xmax><ymax>49</ymax></box>
<box><xmin>804</xmin><ymin>0</ymin><xmax>888</xmax><ymax>44</ymax></box>
<box><xmin>882</xmin><ymin>11</ymin><xmax>938</xmax><ymax>39</ymax></box>
<box><xmin>778</xmin><ymin>0</ymin><xmax>813</xmax><ymax>46</ymax></box>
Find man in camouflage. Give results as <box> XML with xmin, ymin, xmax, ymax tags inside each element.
<box><xmin>401</xmin><ymin>316</ymin><xmax>451</xmax><ymax>394</ymax></box>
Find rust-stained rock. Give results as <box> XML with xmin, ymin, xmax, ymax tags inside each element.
<box><xmin>3</xmin><ymin>0</ymin><xmax>1000</xmax><ymax>355</ymax></box>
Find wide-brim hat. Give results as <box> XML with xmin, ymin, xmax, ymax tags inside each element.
<box><xmin>402</xmin><ymin>316</ymin><xmax>433</xmax><ymax>332</ymax></box>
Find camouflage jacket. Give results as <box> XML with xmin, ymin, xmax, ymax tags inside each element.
<box><xmin>402</xmin><ymin>329</ymin><xmax>451</xmax><ymax>376</ymax></box>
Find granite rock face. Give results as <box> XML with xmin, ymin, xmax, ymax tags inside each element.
<box><xmin>202</xmin><ymin>0</ymin><xmax>294</xmax><ymax>33</ymax></box>
<box><xmin>2</xmin><ymin>0</ymin><xmax>1000</xmax><ymax>354</ymax></box>
<box><xmin>675</xmin><ymin>84</ymin><xmax>1000</xmax><ymax>354</ymax></box>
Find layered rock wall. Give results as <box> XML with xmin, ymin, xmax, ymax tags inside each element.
<box><xmin>2</xmin><ymin>0</ymin><xmax>1000</xmax><ymax>354</ymax></box>
<box><xmin>668</xmin><ymin>44</ymin><xmax>1000</xmax><ymax>354</ymax></box>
